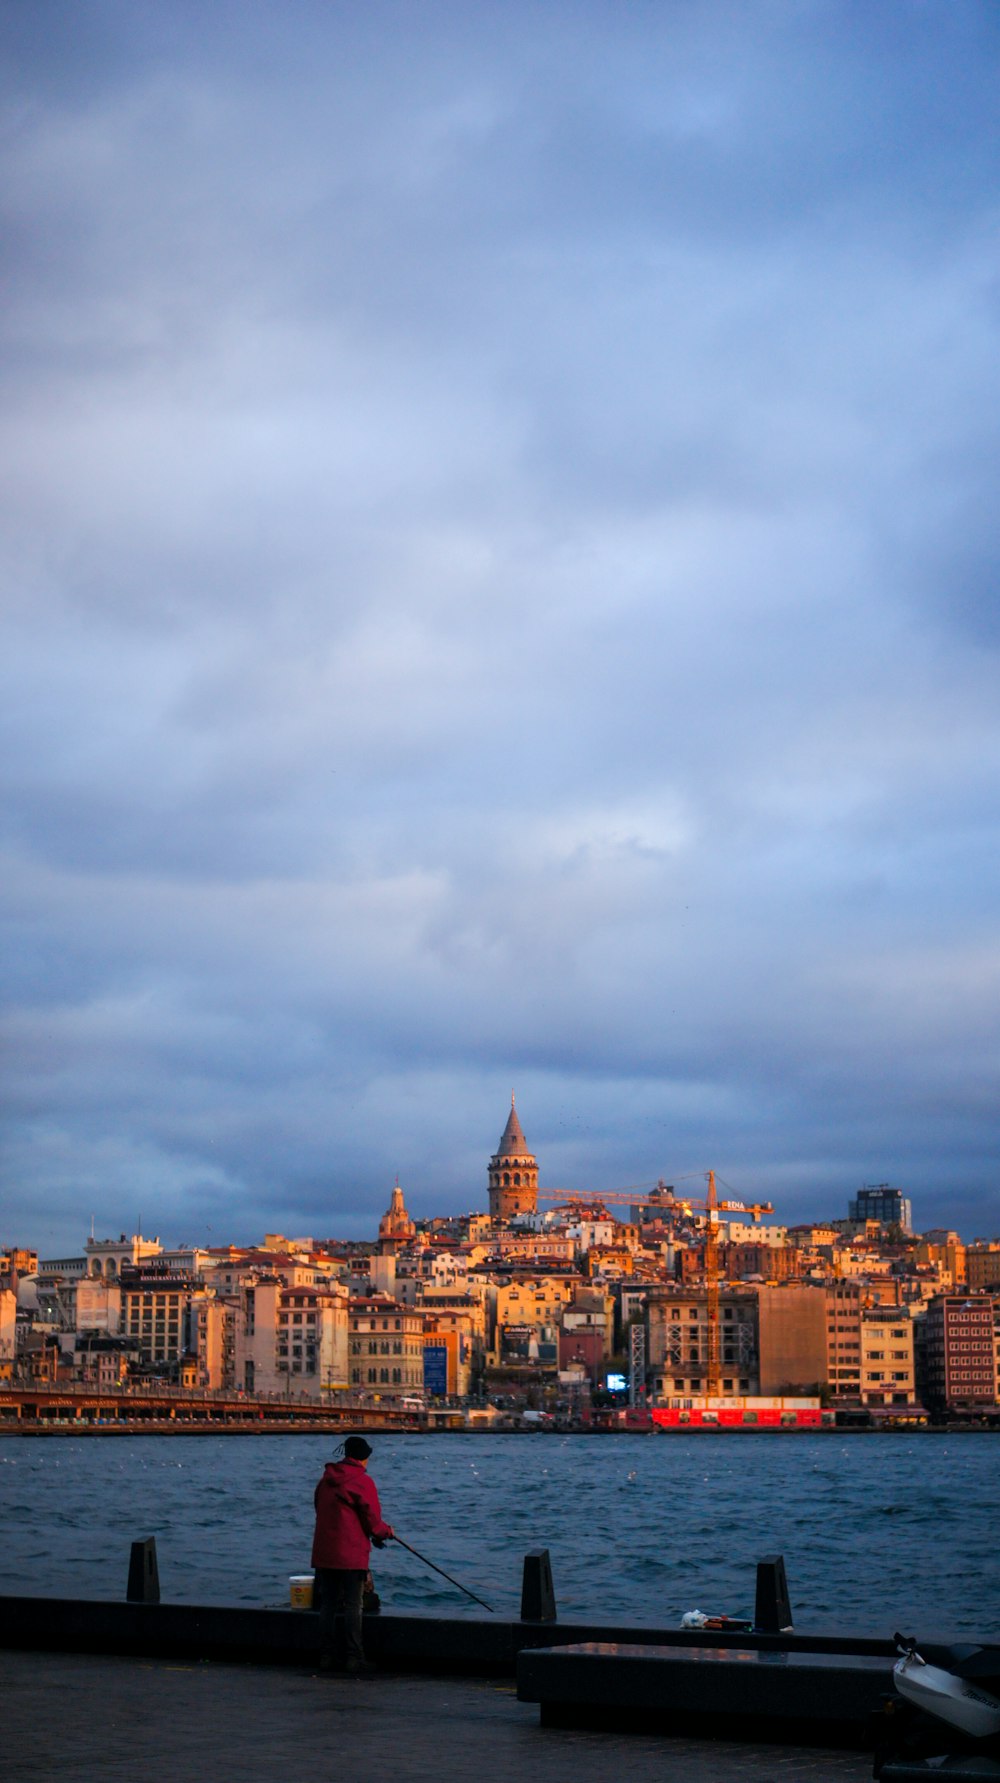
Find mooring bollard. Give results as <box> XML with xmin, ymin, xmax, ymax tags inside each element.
<box><xmin>521</xmin><ymin>1548</ymin><xmax>557</xmax><ymax>1622</ymax></box>
<box><xmin>754</xmin><ymin>1553</ymin><xmax>793</xmax><ymax>1633</ymax></box>
<box><xmin>127</xmin><ymin>1537</ymin><xmax>161</xmax><ymax>1604</ymax></box>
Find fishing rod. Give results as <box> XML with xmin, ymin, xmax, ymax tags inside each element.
<box><xmin>390</xmin><ymin>1534</ymin><xmax>495</xmax><ymax>1613</ymax></box>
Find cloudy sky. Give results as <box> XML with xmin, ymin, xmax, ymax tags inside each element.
<box><xmin>2</xmin><ymin>2</ymin><xmax>999</xmax><ymax>1257</ymax></box>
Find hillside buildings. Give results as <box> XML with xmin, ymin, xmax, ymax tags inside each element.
<box><xmin>3</xmin><ymin>1105</ymin><xmax>999</xmax><ymax>1425</ymax></box>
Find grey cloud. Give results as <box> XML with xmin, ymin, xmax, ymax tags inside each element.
<box><xmin>2</xmin><ymin>3</ymin><xmax>999</xmax><ymax>1254</ymax></box>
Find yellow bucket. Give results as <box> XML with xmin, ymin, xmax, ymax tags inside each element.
<box><xmin>289</xmin><ymin>1574</ymin><xmax>315</xmax><ymax>1609</ymax></box>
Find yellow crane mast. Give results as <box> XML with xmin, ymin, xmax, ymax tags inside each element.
<box><xmin>705</xmin><ymin>1168</ymin><xmax>721</xmax><ymax>1400</ymax></box>
<box><xmin>538</xmin><ymin>1174</ymin><xmax>774</xmax><ymax>1400</ymax></box>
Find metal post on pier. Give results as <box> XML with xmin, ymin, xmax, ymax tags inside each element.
<box><xmin>521</xmin><ymin>1549</ymin><xmax>557</xmax><ymax>1622</ymax></box>
<box><xmin>754</xmin><ymin>1553</ymin><xmax>793</xmax><ymax>1632</ymax></box>
<box><xmin>127</xmin><ymin>1537</ymin><xmax>160</xmax><ymax>1604</ymax></box>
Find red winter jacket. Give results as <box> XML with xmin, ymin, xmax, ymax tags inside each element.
<box><xmin>311</xmin><ymin>1458</ymin><xmax>392</xmax><ymax>1570</ymax></box>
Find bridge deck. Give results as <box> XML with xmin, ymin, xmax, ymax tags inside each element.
<box><xmin>0</xmin><ymin>1385</ymin><xmax>420</xmax><ymax>1427</ymax></box>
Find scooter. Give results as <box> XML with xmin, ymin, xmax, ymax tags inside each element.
<box><xmin>872</xmin><ymin>1631</ymin><xmax>1000</xmax><ymax>1778</ymax></box>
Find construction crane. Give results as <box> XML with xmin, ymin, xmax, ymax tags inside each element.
<box><xmin>702</xmin><ymin>1170</ymin><xmax>724</xmax><ymax>1400</ymax></box>
<box><xmin>537</xmin><ymin>1180</ymin><xmax>773</xmax><ymax>1225</ymax></box>
<box><xmin>539</xmin><ymin>1173</ymin><xmax>775</xmax><ymax>1400</ymax></box>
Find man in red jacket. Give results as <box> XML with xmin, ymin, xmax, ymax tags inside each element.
<box><xmin>312</xmin><ymin>1435</ymin><xmax>393</xmax><ymax>1675</ymax></box>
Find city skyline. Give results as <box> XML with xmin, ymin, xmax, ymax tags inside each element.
<box><xmin>2</xmin><ymin>5</ymin><xmax>999</xmax><ymax>1256</ymax></box>
<box><xmin>10</xmin><ymin>1097</ymin><xmax>990</xmax><ymax>1259</ymax></box>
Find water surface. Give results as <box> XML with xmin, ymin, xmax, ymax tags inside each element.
<box><xmin>2</xmin><ymin>1432</ymin><xmax>997</xmax><ymax>1637</ymax></box>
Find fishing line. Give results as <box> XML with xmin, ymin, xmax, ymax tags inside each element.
<box><xmin>390</xmin><ymin>1534</ymin><xmax>495</xmax><ymax>1613</ymax></box>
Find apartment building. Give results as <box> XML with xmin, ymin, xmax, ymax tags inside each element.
<box><xmin>0</xmin><ymin>1282</ymin><xmax>16</xmax><ymax>1376</ymax></box>
<box><xmin>348</xmin><ymin>1295</ymin><xmax>424</xmax><ymax>1398</ymax></box>
<box><xmin>190</xmin><ymin>1293</ymin><xmax>236</xmax><ymax>1391</ymax></box>
<box><xmin>120</xmin><ymin>1269</ymin><xmax>199</xmax><ymax>1370</ymax></box>
<box><xmin>967</xmin><ymin>1245</ymin><xmax>1000</xmax><ymax>1294</ymax></box>
<box><xmin>757</xmin><ymin>1284</ymin><xmax>828</xmax><ymax>1394</ymax></box>
<box><xmin>645</xmin><ymin>1287</ymin><xmax>757</xmax><ymax>1399</ymax></box>
<box><xmin>235</xmin><ymin>1278</ymin><xmax>349</xmax><ymax>1398</ymax></box>
<box><xmin>825</xmin><ymin>1279</ymin><xmax>863</xmax><ymax>1401</ymax></box>
<box><xmin>414</xmin><ymin>1289</ymin><xmax>486</xmax><ymax>1396</ymax></box>
<box><xmin>918</xmin><ymin>1295</ymin><xmax>997</xmax><ymax>1412</ymax></box>
<box><xmin>494</xmin><ymin>1274</ymin><xmax>576</xmax><ymax>1335</ymax></box>
<box><xmin>914</xmin><ymin>1238</ymin><xmax>967</xmax><ymax>1291</ymax></box>
<box><xmin>859</xmin><ymin>1306</ymin><xmax>916</xmax><ymax>1408</ymax></box>
<box><xmin>558</xmin><ymin>1286</ymin><xmax>615</xmax><ymax>1382</ymax></box>
<box><xmin>74</xmin><ymin>1335</ymin><xmax>137</xmax><ymax>1387</ymax></box>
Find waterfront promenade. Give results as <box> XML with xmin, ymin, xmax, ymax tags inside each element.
<box><xmin>3</xmin><ymin>1648</ymin><xmax>872</xmax><ymax>1782</ymax></box>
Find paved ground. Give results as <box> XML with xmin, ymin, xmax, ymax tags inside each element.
<box><xmin>3</xmin><ymin>1649</ymin><xmax>875</xmax><ymax>1783</ymax></box>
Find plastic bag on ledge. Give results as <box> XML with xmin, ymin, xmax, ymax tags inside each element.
<box><xmin>681</xmin><ymin>1609</ymin><xmax>753</xmax><ymax>1631</ymax></box>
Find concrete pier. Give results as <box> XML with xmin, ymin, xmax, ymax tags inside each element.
<box><xmin>2</xmin><ymin>1648</ymin><xmax>874</xmax><ymax>1783</ymax></box>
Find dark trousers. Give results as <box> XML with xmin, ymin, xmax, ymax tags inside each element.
<box><xmin>315</xmin><ymin>1568</ymin><xmax>367</xmax><ymax>1667</ymax></box>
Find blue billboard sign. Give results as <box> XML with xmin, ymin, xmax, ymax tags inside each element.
<box><xmin>423</xmin><ymin>1343</ymin><xmax>449</xmax><ymax>1397</ymax></box>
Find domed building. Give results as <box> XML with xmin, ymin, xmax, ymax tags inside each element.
<box><xmin>488</xmin><ymin>1096</ymin><xmax>539</xmax><ymax>1223</ymax></box>
<box><xmin>378</xmin><ymin>1179</ymin><xmax>416</xmax><ymax>1249</ymax></box>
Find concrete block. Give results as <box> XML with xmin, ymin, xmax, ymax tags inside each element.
<box><xmin>516</xmin><ymin>1640</ymin><xmax>893</xmax><ymax>1743</ymax></box>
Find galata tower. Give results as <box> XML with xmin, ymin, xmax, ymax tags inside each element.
<box><xmin>488</xmin><ymin>1095</ymin><xmax>539</xmax><ymax>1222</ymax></box>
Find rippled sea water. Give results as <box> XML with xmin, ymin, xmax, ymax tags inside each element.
<box><xmin>2</xmin><ymin>1431</ymin><xmax>998</xmax><ymax>1638</ymax></box>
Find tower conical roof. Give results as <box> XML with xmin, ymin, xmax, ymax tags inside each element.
<box><xmin>496</xmin><ymin>1097</ymin><xmax>531</xmax><ymax>1159</ymax></box>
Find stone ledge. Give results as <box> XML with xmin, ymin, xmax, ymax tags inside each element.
<box><xmin>516</xmin><ymin>1639</ymin><xmax>896</xmax><ymax>1745</ymax></box>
